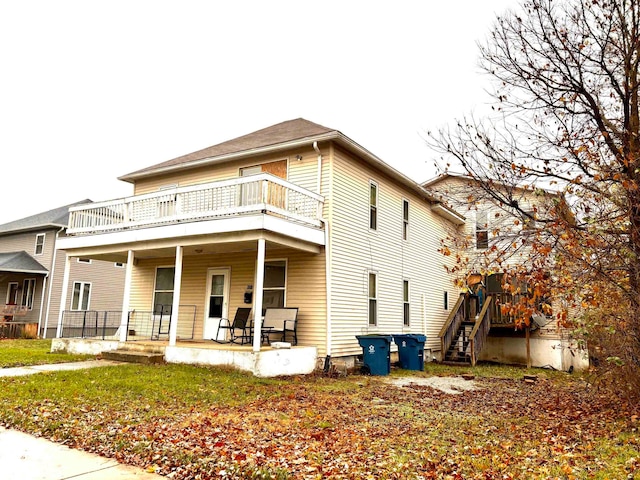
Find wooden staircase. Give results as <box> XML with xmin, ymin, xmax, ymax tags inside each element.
<box><xmin>439</xmin><ymin>294</ymin><xmax>492</xmax><ymax>366</ymax></box>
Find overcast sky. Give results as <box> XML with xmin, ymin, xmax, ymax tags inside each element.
<box><xmin>0</xmin><ymin>0</ymin><xmax>520</xmax><ymax>225</ymax></box>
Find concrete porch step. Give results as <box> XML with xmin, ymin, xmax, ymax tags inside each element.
<box><xmin>101</xmin><ymin>350</ymin><xmax>165</xmax><ymax>365</ymax></box>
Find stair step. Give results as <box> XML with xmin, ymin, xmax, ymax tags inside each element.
<box><xmin>102</xmin><ymin>350</ymin><xmax>165</xmax><ymax>365</ymax></box>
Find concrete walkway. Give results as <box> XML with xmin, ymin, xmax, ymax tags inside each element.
<box><xmin>0</xmin><ymin>360</ymin><xmax>165</xmax><ymax>479</ymax></box>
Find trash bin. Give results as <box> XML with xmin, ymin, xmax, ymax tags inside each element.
<box><xmin>356</xmin><ymin>334</ymin><xmax>392</xmax><ymax>375</ymax></box>
<box><xmin>392</xmin><ymin>334</ymin><xmax>426</xmax><ymax>371</ymax></box>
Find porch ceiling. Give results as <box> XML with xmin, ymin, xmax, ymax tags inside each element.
<box><xmin>61</xmin><ymin>233</ymin><xmax>321</xmax><ymax>263</ymax></box>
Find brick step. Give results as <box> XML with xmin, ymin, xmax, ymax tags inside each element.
<box><xmin>102</xmin><ymin>350</ymin><xmax>165</xmax><ymax>365</ymax></box>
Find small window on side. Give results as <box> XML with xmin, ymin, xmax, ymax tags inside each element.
<box><xmin>369</xmin><ymin>182</ymin><xmax>378</xmax><ymax>231</ymax></box>
<box><xmin>34</xmin><ymin>234</ymin><xmax>45</xmax><ymax>256</ymax></box>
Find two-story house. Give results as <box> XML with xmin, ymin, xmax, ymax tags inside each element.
<box><xmin>0</xmin><ymin>202</ymin><xmax>125</xmax><ymax>339</ymax></box>
<box><xmin>423</xmin><ymin>172</ymin><xmax>588</xmax><ymax>371</ymax></box>
<box><xmin>52</xmin><ymin>118</ymin><xmax>465</xmax><ymax>376</ymax></box>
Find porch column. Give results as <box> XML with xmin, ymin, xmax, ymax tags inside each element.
<box><xmin>119</xmin><ymin>250</ymin><xmax>135</xmax><ymax>342</ymax></box>
<box><xmin>55</xmin><ymin>255</ymin><xmax>72</xmax><ymax>338</ymax></box>
<box><xmin>252</xmin><ymin>238</ymin><xmax>266</xmax><ymax>352</ymax></box>
<box><xmin>169</xmin><ymin>245</ymin><xmax>183</xmax><ymax>347</ymax></box>
<box><xmin>37</xmin><ymin>275</ymin><xmax>48</xmax><ymax>338</ymax></box>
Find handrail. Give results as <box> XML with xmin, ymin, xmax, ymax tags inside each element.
<box><xmin>439</xmin><ymin>293</ymin><xmax>466</xmax><ymax>358</ymax></box>
<box><xmin>469</xmin><ymin>296</ymin><xmax>492</xmax><ymax>366</ymax></box>
<box><xmin>67</xmin><ymin>173</ymin><xmax>325</xmax><ymax>235</ymax></box>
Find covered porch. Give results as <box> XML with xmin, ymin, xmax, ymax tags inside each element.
<box><xmin>54</xmin><ymin>174</ymin><xmax>327</xmax><ymax>375</ymax></box>
<box><xmin>51</xmin><ymin>338</ymin><xmax>318</xmax><ymax>377</ymax></box>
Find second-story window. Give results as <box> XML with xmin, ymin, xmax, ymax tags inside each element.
<box><xmin>369</xmin><ymin>181</ymin><xmax>378</xmax><ymax>230</ymax></box>
<box><xmin>476</xmin><ymin>210</ymin><xmax>489</xmax><ymax>249</ymax></box>
<box><xmin>402</xmin><ymin>199</ymin><xmax>409</xmax><ymax>240</ymax></box>
<box><xmin>34</xmin><ymin>233</ymin><xmax>45</xmax><ymax>256</ymax></box>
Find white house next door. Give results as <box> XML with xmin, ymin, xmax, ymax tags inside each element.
<box><xmin>204</xmin><ymin>268</ymin><xmax>230</xmax><ymax>340</ymax></box>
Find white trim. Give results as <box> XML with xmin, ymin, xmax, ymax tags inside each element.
<box><xmin>21</xmin><ymin>278</ymin><xmax>36</xmax><ymax>310</ymax></box>
<box><xmin>402</xmin><ymin>198</ymin><xmax>409</xmax><ymax>241</ymax></box>
<box><xmin>70</xmin><ymin>281</ymin><xmax>92</xmax><ymax>311</ymax></box>
<box><xmin>34</xmin><ymin>233</ymin><xmax>45</xmax><ymax>256</ymax></box>
<box><xmin>403</xmin><ymin>278</ymin><xmax>410</xmax><ymax>327</ymax></box>
<box><xmin>56</xmin><ymin>255</ymin><xmax>71</xmax><ymax>338</ymax></box>
<box><xmin>367</xmin><ymin>270</ymin><xmax>377</xmax><ymax>327</ymax></box>
<box><xmin>169</xmin><ymin>246</ymin><xmax>183</xmax><ymax>347</ymax></box>
<box><xmin>203</xmin><ymin>267</ymin><xmax>231</xmax><ymax>340</ymax></box>
<box><xmin>120</xmin><ymin>250</ymin><xmax>134</xmax><ymax>342</ymax></box>
<box><xmin>262</xmin><ymin>258</ymin><xmax>287</xmax><ymax>309</ymax></box>
<box><xmin>369</xmin><ymin>180</ymin><xmax>378</xmax><ymax>232</ymax></box>
<box><xmin>6</xmin><ymin>282</ymin><xmax>19</xmax><ymax>305</ymax></box>
<box><xmin>253</xmin><ymin>239</ymin><xmax>266</xmax><ymax>352</ymax></box>
<box><xmin>57</xmin><ymin>214</ymin><xmax>326</xmax><ymax>252</ymax></box>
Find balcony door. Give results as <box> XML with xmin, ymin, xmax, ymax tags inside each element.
<box><xmin>204</xmin><ymin>268</ymin><xmax>230</xmax><ymax>340</ymax></box>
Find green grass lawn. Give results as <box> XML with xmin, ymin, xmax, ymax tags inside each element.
<box><xmin>0</xmin><ymin>339</ymin><xmax>93</xmax><ymax>367</ymax></box>
<box><xmin>0</xmin><ymin>358</ymin><xmax>637</xmax><ymax>479</ymax></box>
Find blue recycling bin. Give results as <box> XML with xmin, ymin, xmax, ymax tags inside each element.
<box><xmin>356</xmin><ymin>334</ymin><xmax>392</xmax><ymax>375</ymax></box>
<box><xmin>393</xmin><ymin>334</ymin><xmax>426</xmax><ymax>371</ymax></box>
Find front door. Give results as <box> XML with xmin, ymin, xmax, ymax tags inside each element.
<box><xmin>204</xmin><ymin>268</ymin><xmax>230</xmax><ymax>340</ymax></box>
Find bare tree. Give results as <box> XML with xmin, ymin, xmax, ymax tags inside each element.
<box><xmin>428</xmin><ymin>0</ymin><xmax>640</xmax><ymax>393</ymax></box>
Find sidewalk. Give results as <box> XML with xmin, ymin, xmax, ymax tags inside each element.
<box><xmin>0</xmin><ymin>360</ymin><xmax>165</xmax><ymax>479</ymax></box>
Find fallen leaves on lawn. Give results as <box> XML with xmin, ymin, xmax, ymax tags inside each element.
<box><xmin>2</xmin><ymin>374</ymin><xmax>639</xmax><ymax>479</ymax></box>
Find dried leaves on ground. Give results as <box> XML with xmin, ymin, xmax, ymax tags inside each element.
<box><xmin>1</xmin><ymin>365</ymin><xmax>638</xmax><ymax>479</ymax></box>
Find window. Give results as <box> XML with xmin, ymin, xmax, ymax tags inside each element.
<box><xmin>21</xmin><ymin>279</ymin><xmax>36</xmax><ymax>310</ymax></box>
<box><xmin>444</xmin><ymin>291</ymin><xmax>449</xmax><ymax>310</ymax></box>
<box><xmin>402</xmin><ymin>199</ymin><xmax>409</xmax><ymax>240</ymax></box>
<box><xmin>6</xmin><ymin>282</ymin><xmax>19</xmax><ymax>305</ymax></box>
<box><xmin>153</xmin><ymin>267</ymin><xmax>175</xmax><ymax>316</ymax></box>
<box><xmin>34</xmin><ymin>234</ymin><xmax>45</xmax><ymax>256</ymax></box>
<box><xmin>369</xmin><ymin>181</ymin><xmax>378</xmax><ymax>230</ymax></box>
<box><xmin>476</xmin><ymin>210</ymin><xmax>489</xmax><ymax>249</ymax></box>
<box><xmin>263</xmin><ymin>260</ymin><xmax>286</xmax><ymax>308</ymax></box>
<box><xmin>114</xmin><ymin>262</ymin><xmax>125</xmax><ymax>268</ymax></box>
<box><xmin>77</xmin><ymin>258</ymin><xmax>92</xmax><ymax>264</ymax></box>
<box><xmin>368</xmin><ymin>272</ymin><xmax>377</xmax><ymax>326</ymax></box>
<box><xmin>403</xmin><ymin>280</ymin><xmax>410</xmax><ymax>326</ymax></box>
<box><xmin>71</xmin><ymin>281</ymin><xmax>91</xmax><ymax>310</ymax></box>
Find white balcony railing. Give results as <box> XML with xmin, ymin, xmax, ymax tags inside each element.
<box><xmin>67</xmin><ymin>174</ymin><xmax>325</xmax><ymax>236</ymax></box>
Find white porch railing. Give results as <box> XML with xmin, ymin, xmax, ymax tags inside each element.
<box><xmin>67</xmin><ymin>174</ymin><xmax>325</xmax><ymax>235</ymax></box>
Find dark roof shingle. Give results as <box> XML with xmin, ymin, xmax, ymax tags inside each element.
<box><xmin>120</xmin><ymin>118</ymin><xmax>337</xmax><ymax>180</ymax></box>
<box><xmin>0</xmin><ymin>200</ymin><xmax>93</xmax><ymax>235</ymax></box>
<box><xmin>0</xmin><ymin>251</ymin><xmax>48</xmax><ymax>274</ymax></box>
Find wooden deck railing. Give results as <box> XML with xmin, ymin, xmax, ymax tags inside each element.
<box><xmin>439</xmin><ymin>293</ymin><xmax>466</xmax><ymax>357</ymax></box>
<box><xmin>67</xmin><ymin>173</ymin><xmax>325</xmax><ymax>236</ymax></box>
<box><xmin>469</xmin><ymin>296</ymin><xmax>493</xmax><ymax>366</ymax></box>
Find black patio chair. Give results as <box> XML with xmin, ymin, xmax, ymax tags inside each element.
<box><xmin>214</xmin><ymin>307</ymin><xmax>252</xmax><ymax>344</ymax></box>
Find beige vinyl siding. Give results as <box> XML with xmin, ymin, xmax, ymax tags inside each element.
<box><xmin>129</xmin><ymin>248</ymin><xmax>326</xmax><ymax>346</ymax></box>
<box><xmin>133</xmin><ymin>146</ymin><xmax>324</xmax><ymax>196</ymax></box>
<box><xmin>64</xmin><ymin>260</ymin><xmax>126</xmax><ymax>311</ymax></box>
<box><xmin>0</xmin><ymin>229</ymin><xmax>55</xmax><ymax>327</ymax></box>
<box><xmin>328</xmin><ymin>147</ymin><xmax>458</xmax><ymax>357</ymax></box>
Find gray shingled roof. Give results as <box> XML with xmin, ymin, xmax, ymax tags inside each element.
<box><xmin>0</xmin><ymin>251</ymin><xmax>48</xmax><ymax>274</ymax></box>
<box><xmin>119</xmin><ymin>118</ymin><xmax>336</xmax><ymax>181</ymax></box>
<box><xmin>0</xmin><ymin>200</ymin><xmax>93</xmax><ymax>235</ymax></box>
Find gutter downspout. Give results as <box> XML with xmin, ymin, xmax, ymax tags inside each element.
<box><xmin>42</xmin><ymin>226</ymin><xmax>65</xmax><ymax>338</ymax></box>
<box><xmin>315</xmin><ymin>141</ymin><xmax>332</xmax><ymax>359</ymax></box>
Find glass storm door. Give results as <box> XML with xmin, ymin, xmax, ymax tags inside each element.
<box><xmin>204</xmin><ymin>268</ymin><xmax>230</xmax><ymax>340</ymax></box>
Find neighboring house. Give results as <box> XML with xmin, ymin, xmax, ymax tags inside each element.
<box><xmin>423</xmin><ymin>172</ymin><xmax>588</xmax><ymax>371</ymax></box>
<box><xmin>0</xmin><ymin>202</ymin><xmax>126</xmax><ymax>339</ymax></box>
<box><xmin>54</xmin><ymin>118</ymin><xmax>466</xmax><ymax>376</ymax></box>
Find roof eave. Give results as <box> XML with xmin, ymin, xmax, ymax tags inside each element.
<box><xmin>0</xmin><ymin>223</ymin><xmax>67</xmax><ymax>237</ymax></box>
